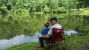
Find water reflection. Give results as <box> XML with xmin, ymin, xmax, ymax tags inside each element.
<box><xmin>0</xmin><ymin>14</ymin><xmax>89</xmax><ymax>39</ymax></box>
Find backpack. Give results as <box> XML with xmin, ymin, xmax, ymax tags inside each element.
<box><xmin>52</xmin><ymin>28</ymin><xmax>63</xmax><ymax>42</ymax></box>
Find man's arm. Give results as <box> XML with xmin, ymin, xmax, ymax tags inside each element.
<box><xmin>42</xmin><ymin>35</ymin><xmax>48</xmax><ymax>38</ymax></box>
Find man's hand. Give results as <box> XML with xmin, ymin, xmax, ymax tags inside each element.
<box><xmin>42</xmin><ymin>35</ymin><xmax>49</xmax><ymax>38</ymax></box>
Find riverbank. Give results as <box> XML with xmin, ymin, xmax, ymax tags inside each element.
<box><xmin>7</xmin><ymin>34</ymin><xmax>89</xmax><ymax>50</ymax></box>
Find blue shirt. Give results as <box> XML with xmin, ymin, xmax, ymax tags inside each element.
<box><xmin>41</xmin><ymin>28</ymin><xmax>49</xmax><ymax>35</ymax></box>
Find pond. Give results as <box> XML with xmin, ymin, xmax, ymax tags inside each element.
<box><xmin>0</xmin><ymin>13</ymin><xmax>89</xmax><ymax>39</ymax></box>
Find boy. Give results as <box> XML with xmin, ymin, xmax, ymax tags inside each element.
<box><xmin>38</xmin><ymin>21</ymin><xmax>49</xmax><ymax>48</ymax></box>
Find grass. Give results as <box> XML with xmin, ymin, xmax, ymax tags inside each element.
<box><xmin>7</xmin><ymin>42</ymin><xmax>43</xmax><ymax>50</ymax></box>
<box><xmin>7</xmin><ymin>34</ymin><xmax>89</xmax><ymax>50</ymax></box>
<box><xmin>65</xmin><ymin>34</ymin><xmax>89</xmax><ymax>50</ymax></box>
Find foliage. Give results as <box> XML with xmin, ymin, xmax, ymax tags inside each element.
<box><xmin>0</xmin><ymin>0</ymin><xmax>89</xmax><ymax>39</ymax></box>
<box><xmin>0</xmin><ymin>0</ymin><xmax>89</xmax><ymax>14</ymax></box>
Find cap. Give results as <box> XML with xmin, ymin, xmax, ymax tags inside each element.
<box><xmin>49</xmin><ymin>17</ymin><xmax>57</xmax><ymax>21</ymax></box>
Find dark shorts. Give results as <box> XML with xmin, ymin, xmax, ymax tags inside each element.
<box><xmin>44</xmin><ymin>37</ymin><xmax>54</xmax><ymax>44</ymax></box>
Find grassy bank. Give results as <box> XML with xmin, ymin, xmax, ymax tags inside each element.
<box><xmin>7</xmin><ymin>34</ymin><xmax>89</xmax><ymax>50</ymax></box>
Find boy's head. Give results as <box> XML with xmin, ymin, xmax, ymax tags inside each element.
<box><xmin>44</xmin><ymin>21</ymin><xmax>49</xmax><ymax>28</ymax></box>
<box><xmin>49</xmin><ymin>17</ymin><xmax>57</xmax><ymax>25</ymax></box>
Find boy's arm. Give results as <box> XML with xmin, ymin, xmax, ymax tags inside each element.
<box><xmin>38</xmin><ymin>29</ymin><xmax>43</xmax><ymax>37</ymax></box>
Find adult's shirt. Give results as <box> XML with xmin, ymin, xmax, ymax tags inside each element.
<box><xmin>48</xmin><ymin>24</ymin><xmax>62</xmax><ymax>35</ymax></box>
<box><xmin>48</xmin><ymin>23</ymin><xmax>63</xmax><ymax>42</ymax></box>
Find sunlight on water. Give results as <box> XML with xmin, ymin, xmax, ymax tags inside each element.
<box><xmin>64</xmin><ymin>30</ymin><xmax>78</xmax><ymax>35</ymax></box>
<box><xmin>0</xmin><ymin>33</ymin><xmax>39</xmax><ymax>50</ymax></box>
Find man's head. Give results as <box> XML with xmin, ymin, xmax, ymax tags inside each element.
<box><xmin>44</xmin><ymin>21</ymin><xmax>49</xmax><ymax>28</ymax></box>
<box><xmin>49</xmin><ymin>17</ymin><xmax>57</xmax><ymax>25</ymax></box>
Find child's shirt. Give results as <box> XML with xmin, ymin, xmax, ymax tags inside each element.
<box><xmin>41</xmin><ymin>28</ymin><xmax>49</xmax><ymax>35</ymax></box>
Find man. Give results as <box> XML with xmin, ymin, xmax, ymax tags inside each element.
<box><xmin>38</xmin><ymin>21</ymin><xmax>50</xmax><ymax>48</ymax></box>
<box><xmin>43</xmin><ymin>17</ymin><xmax>63</xmax><ymax>43</ymax></box>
